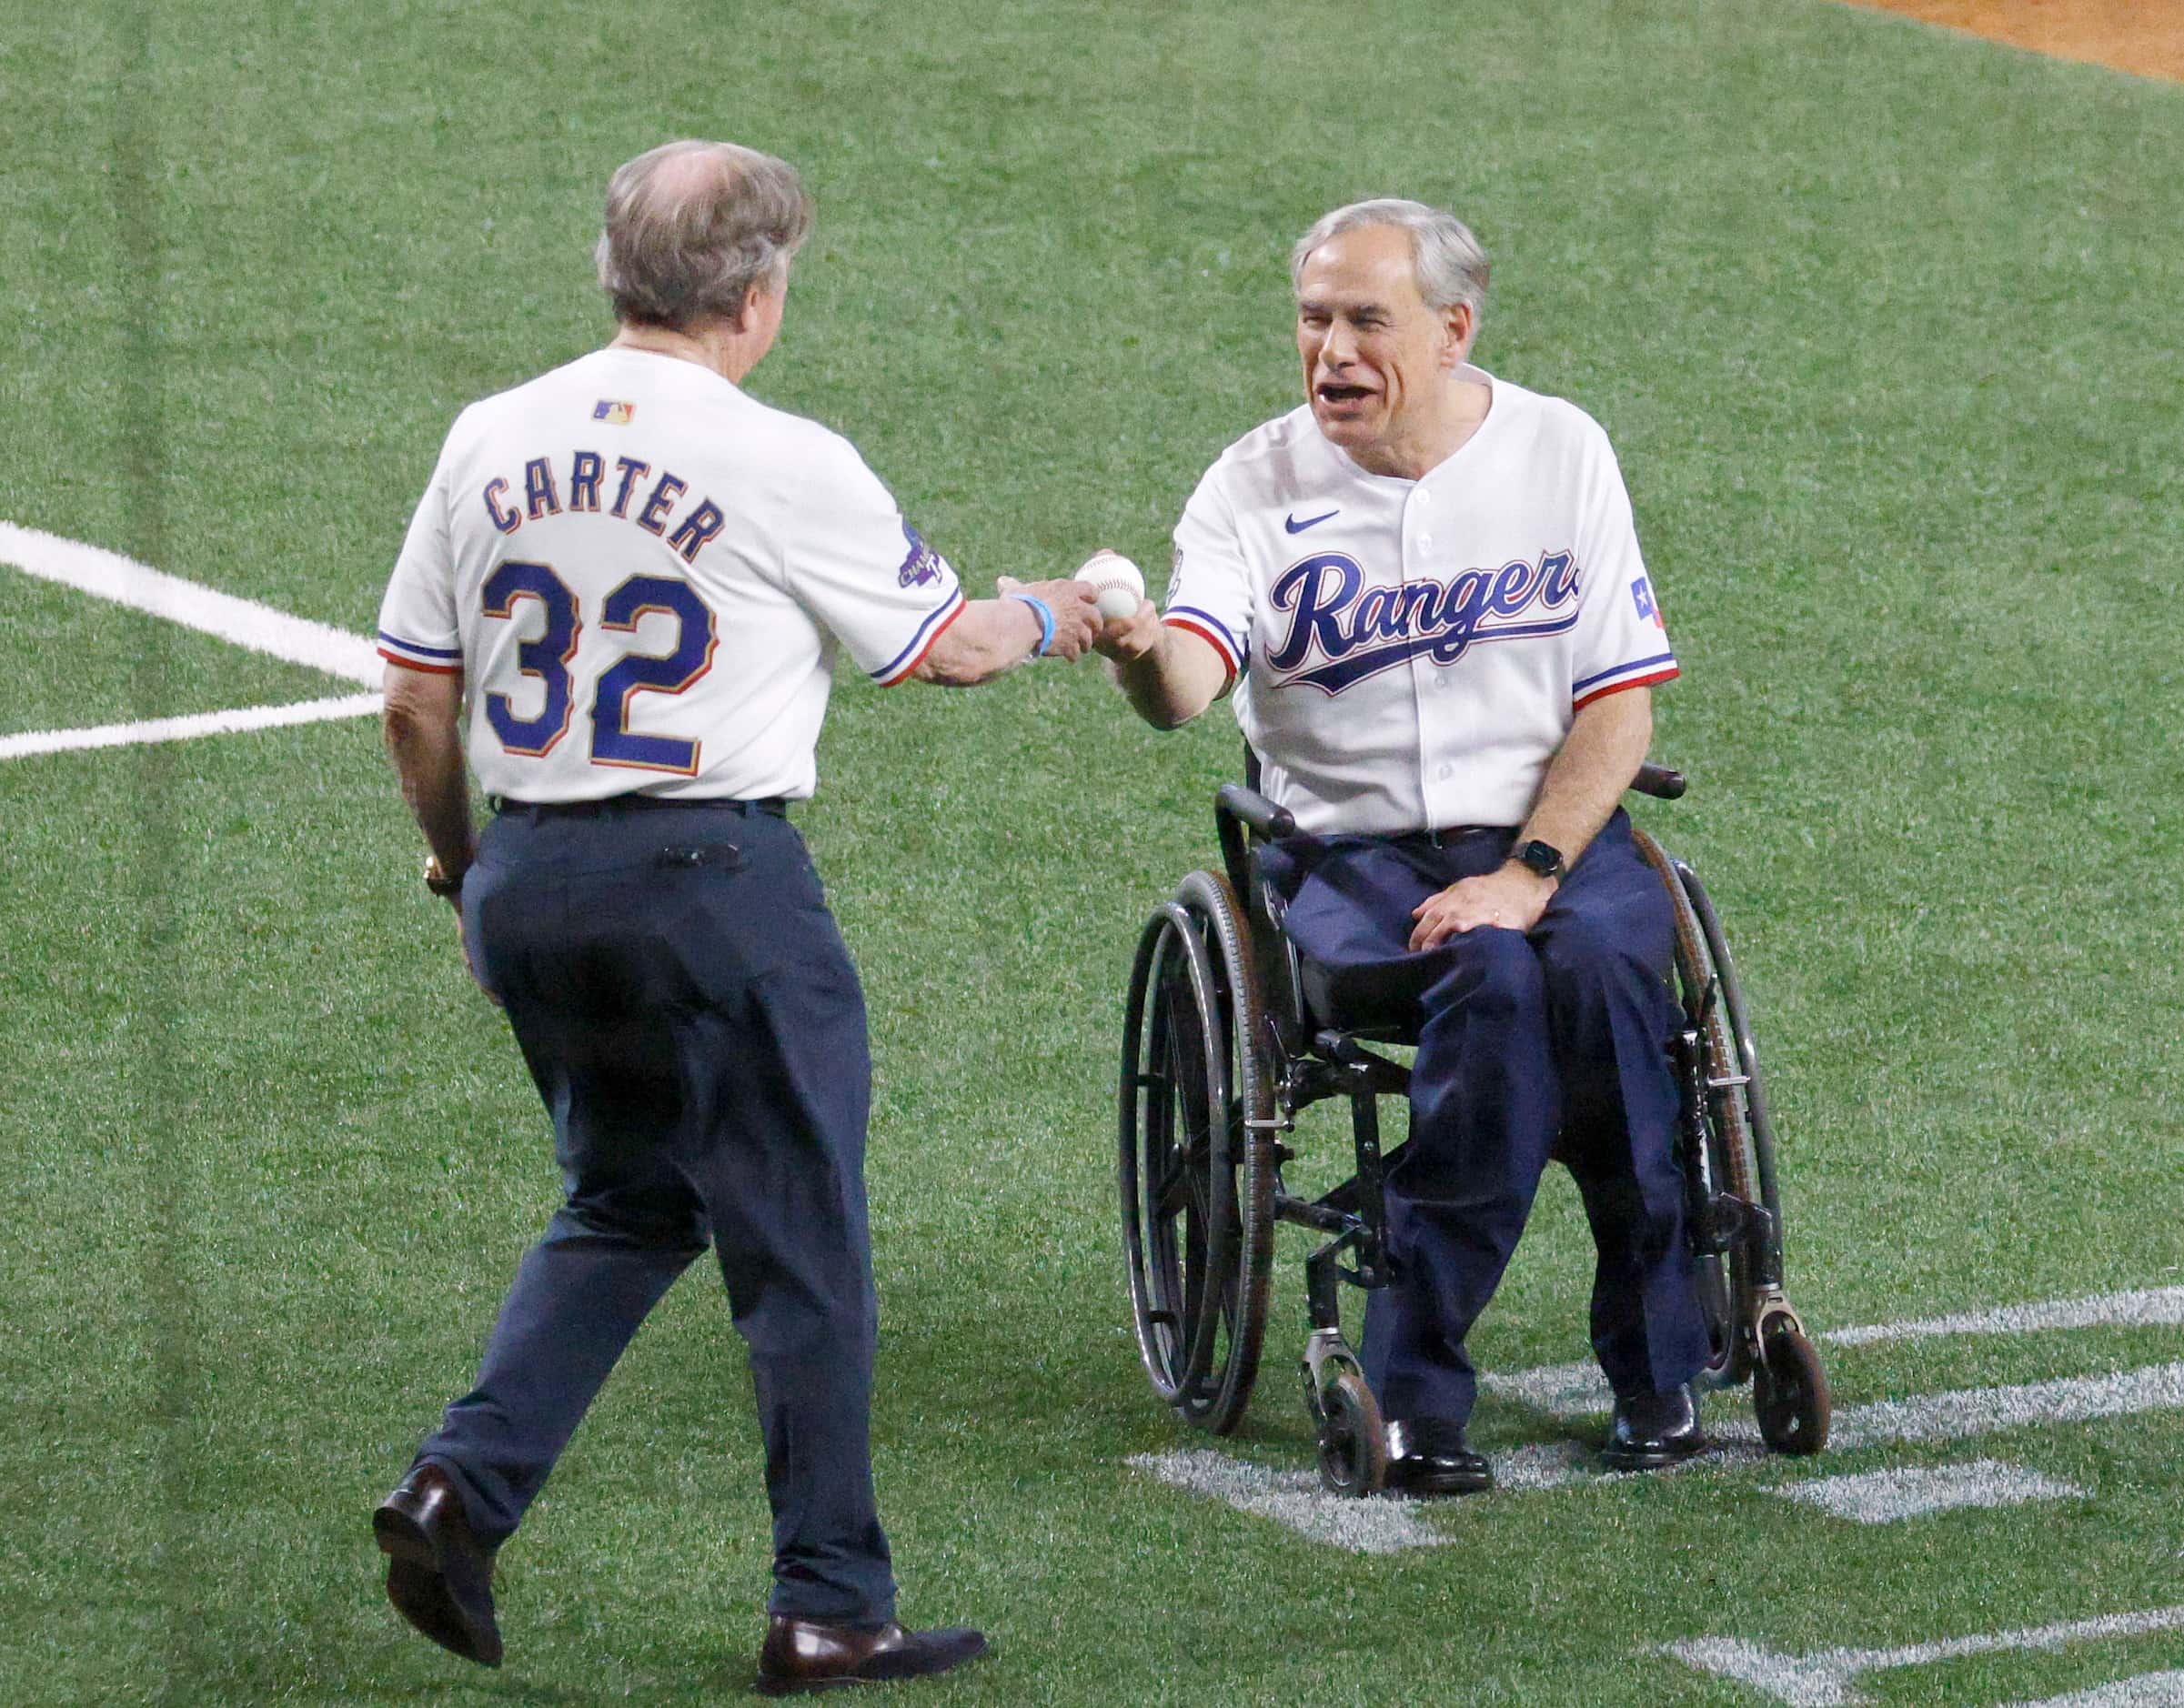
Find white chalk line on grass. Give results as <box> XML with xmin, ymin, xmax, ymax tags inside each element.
<box><xmin>0</xmin><ymin>522</ymin><xmax>379</xmax><ymax>684</ymax></box>
<box><xmin>0</xmin><ymin>693</ymin><xmax>385</xmax><ymax>760</ymax></box>
<box><xmin>1764</xmin><ymin>1459</ymin><xmax>2085</xmax><ymax>1524</ymax></box>
<box><xmin>1127</xmin><ymin>1450</ymin><xmax>1453</xmax><ymax>1555</ymax></box>
<box><xmin>2003</xmin><ymin>1673</ymin><xmax>2184</xmax><ymax>1708</ymax></box>
<box><xmin>1827</xmin><ymin>1286</ymin><xmax>2184</xmax><ymax>1351</ymax></box>
<box><xmin>1579</xmin><ymin>1361</ymin><xmax>2184</xmax><ymax>1480</ymax></box>
<box><xmin>1485</xmin><ymin>1286</ymin><xmax>2184</xmax><ymax>1420</ymax></box>
<box><xmin>1802</xmin><ymin>1361</ymin><xmax>2184</xmax><ymax>1452</ymax></box>
<box><xmin>0</xmin><ymin>520</ymin><xmax>385</xmax><ymax>758</ymax></box>
<box><xmin>1662</xmin><ymin>1606</ymin><xmax>2184</xmax><ymax>1708</ymax></box>
<box><xmin>1133</xmin><ymin>1351</ymin><xmax>2184</xmax><ymax>1550</ymax></box>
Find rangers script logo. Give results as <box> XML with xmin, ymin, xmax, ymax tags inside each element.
<box><xmin>1263</xmin><ymin>549</ymin><xmax>1582</xmax><ymax>694</ymax></box>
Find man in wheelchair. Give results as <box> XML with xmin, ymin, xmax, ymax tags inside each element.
<box><xmin>1096</xmin><ymin>198</ymin><xmax>1710</xmax><ymax>1492</ymax></box>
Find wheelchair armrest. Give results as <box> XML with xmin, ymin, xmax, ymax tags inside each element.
<box><xmin>1216</xmin><ymin>782</ymin><xmax>1297</xmax><ymax>840</ymax></box>
<box><xmin>1633</xmin><ymin>761</ymin><xmax>1686</xmax><ymax>800</ymax></box>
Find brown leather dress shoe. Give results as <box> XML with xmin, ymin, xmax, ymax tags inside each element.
<box><xmin>372</xmin><ymin>1462</ymin><xmax>503</xmax><ymax>1667</ymax></box>
<box><xmin>756</xmin><ymin>1614</ymin><xmax>989</xmax><ymax>1694</ymax></box>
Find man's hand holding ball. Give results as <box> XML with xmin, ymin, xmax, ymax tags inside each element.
<box><xmin>1075</xmin><ymin>548</ymin><xmax>1145</xmax><ymax>620</ymax></box>
<box><xmin>1076</xmin><ymin>550</ymin><xmax>1162</xmax><ymax>664</ymax></box>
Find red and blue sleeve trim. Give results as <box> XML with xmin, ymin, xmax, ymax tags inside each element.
<box><xmin>871</xmin><ymin>589</ymin><xmax>966</xmax><ymax>686</ymax></box>
<box><xmin>377</xmin><ymin>630</ymin><xmax>465</xmax><ymax>675</ymax></box>
<box><xmin>1573</xmin><ymin>652</ymin><xmax>1677</xmax><ymax>710</ymax></box>
<box><xmin>1162</xmin><ymin>606</ymin><xmax>1243</xmax><ymax>687</ymax></box>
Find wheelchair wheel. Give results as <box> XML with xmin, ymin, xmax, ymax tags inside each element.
<box><xmin>1310</xmin><ymin>1367</ymin><xmax>1388</xmax><ymax>1498</ymax></box>
<box><xmin>1632</xmin><ymin>829</ymin><xmax>1764</xmax><ymax>1389</ymax></box>
<box><xmin>1754</xmin><ymin>1323</ymin><xmax>1831</xmax><ymax>1455</ymax></box>
<box><xmin>1119</xmin><ymin>869</ymin><xmax>1276</xmax><ymax>1434</ymax></box>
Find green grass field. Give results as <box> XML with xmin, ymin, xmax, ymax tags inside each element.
<box><xmin>5</xmin><ymin>1</ymin><xmax>2182</xmax><ymax>1702</ymax></box>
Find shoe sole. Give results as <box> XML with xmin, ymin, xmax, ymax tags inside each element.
<box><xmin>1600</xmin><ymin>1442</ymin><xmax>1708</xmax><ymax>1472</ymax></box>
<box><xmin>756</xmin><ymin>1635</ymin><xmax>991</xmax><ymax>1695</ymax></box>
<box><xmin>1386</xmin><ymin>1474</ymin><xmax>1493</xmax><ymax>1498</ymax></box>
<box><xmin>374</xmin><ymin>1504</ymin><xmax>503</xmax><ymax>1668</ymax></box>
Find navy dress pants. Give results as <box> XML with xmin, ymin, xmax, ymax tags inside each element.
<box><xmin>412</xmin><ymin>799</ymin><xmax>894</xmax><ymax>1624</ymax></box>
<box><xmin>1262</xmin><ymin>809</ymin><xmax>1709</xmax><ymax>1428</ymax></box>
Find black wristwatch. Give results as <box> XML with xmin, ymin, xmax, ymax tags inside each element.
<box><xmin>1510</xmin><ymin>839</ymin><xmax>1566</xmax><ymax>883</ymax></box>
<box><xmin>423</xmin><ymin>854</ymin><xmax>468</xmax><ymax>899</ymax></box>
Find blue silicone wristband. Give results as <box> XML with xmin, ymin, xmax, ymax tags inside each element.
<box><xmin>1009</xmin><ymin>592</ymin><xmax>1055</xmax><ymax>658</ymax></box>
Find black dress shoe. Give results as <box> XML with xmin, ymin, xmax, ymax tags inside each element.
<box><xmin>757</xmin><ymin>1615</ymin><xmax>990</xmax><ymax>1694</ymax></box>
<box><xmin>1384</xmin><ymin>1416</ymin><xmax>1493</xmax><ymax>1497</ymax></box>
<box><xmin>372</xmin><ymin>1462</ymin><xmax>503</xmax><ymax>1667</ymax></box>
<box><xmin>1602</xmin><ymin>1382</ymin><xmax>1706</xmax><ymax>1472</ymax></box>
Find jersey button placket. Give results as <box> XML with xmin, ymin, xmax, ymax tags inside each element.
<box><xmin>1415</xmin><ymin>478</ymin><xmax>1450</xmax><ymax>693</ymax></box>
<box><xmin>1405</xmin><ymin>487</ymin><xmax>1441</xmax><ymax>823</ymax></box>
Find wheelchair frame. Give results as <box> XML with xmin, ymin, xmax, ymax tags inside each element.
<box><xmin>1117</xmin><ymin>763</ymin><xmax>1829</xmax><ymax>1495</ymax></box>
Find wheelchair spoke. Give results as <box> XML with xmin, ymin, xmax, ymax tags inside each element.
<box><xmin>1120</xmin><ymin>871</ymin><xmax>1273</xmax><ymax>1435</ymax></box>
<box><xmin>1154</xmin><ymin>1146</ymin><xmax>1193</xmax><ymax>1221</ymax></box>
<box><xmin>1182</xmin><ymin>1198</ymin><xmax>1208</xmax><ymax>1323</ymax></box>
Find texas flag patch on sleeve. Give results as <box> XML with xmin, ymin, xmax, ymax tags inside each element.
<box><xmin>1631</xmin><ymin>574</ymin><xmax>1666</xmax><ymax>628</ymax></box>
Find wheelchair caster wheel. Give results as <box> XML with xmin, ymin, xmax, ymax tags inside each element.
<box><xmin>1754</xmin><ymin>1328</ymin><xmax>1830</xmax><ymax>1455</ymax></box>
<box><xmin>1314</xmin><ymin>1368</ymin><xmax>1388</xmax><ymax>1497</ymax></box>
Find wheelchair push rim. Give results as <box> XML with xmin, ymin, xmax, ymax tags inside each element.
<box><xmin>1633</xmin><ymin>828</ymin><xmax>1776</xmax><ymax>1392</ymax></box>
<box><xmin>1117</xmin><ymin>870</ymin><xmax>1276</xmax><ymax>1433</ymax></box>
<box><xmin>1119</xmin><ymin>902</ymin><xmax>1234</xmax><ymax>1406</ymax></box>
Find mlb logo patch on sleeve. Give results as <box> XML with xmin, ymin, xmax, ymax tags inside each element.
<box><xmin>592</xmin><ymin>400</ymin><xmax>636</xmax><ymax>425</ymax></box>
<box><xmin>1631</xmin><ymin>575</ymin><xmax>1665</xmax><ymax>627</ymax></box>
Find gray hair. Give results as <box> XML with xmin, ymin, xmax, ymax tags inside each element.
<box><xmin>1290</xmin><ymin>198</ymin><xmax>1490</xmax><ymax>319</ymax></box>
<box><xmin>595</xmin><ymin>140</ymin><xmax>814</xmax><ymax>331</ymax></box>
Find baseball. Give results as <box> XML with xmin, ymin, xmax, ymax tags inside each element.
<box><xmin>1076</xmin><ymin>550</ymin><xmax>1145</xmax><ymax>621</ymax></box>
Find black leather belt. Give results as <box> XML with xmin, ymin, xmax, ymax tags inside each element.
<box><xmin>492</xmin><ymin>795</ymin><xmax>787</xmax><ymax>821</ymax></box>
<box><xmin>1418</xmin><ymin>824</ymin><xmax>1508</xmax><ymax>849</ymax></box>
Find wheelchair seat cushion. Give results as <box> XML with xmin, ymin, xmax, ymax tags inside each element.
<box><xmin>1295</xmin><ymin>949</ymin><xmax>1442</xmax><ymax>1041</ymax></box>
<box><xmin>1253</xmin><ymin>836</ymin><xmax>1485</xmax><ymax>1044</ymax></box>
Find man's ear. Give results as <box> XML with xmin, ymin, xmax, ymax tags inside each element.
<box><xmin>1441</xmin><ymin>300</ymin><xmax>1476</xmax><ymax>367</ymax></box>
<box><xmin>732</xmin><ymin>280</ymin><xmax>766</xmax><ymax>333</ymax></box>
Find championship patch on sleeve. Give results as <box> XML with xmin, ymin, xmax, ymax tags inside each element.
<box><xmin>895</xmin><ymin>521</ymin><xmax>945</xmax><ymax>589</ymax></box>
<box><xmin>1631</xmin><ymin>574</ymin><xmax>1665</xmax><ymax>628</ymax></box>
<box><xmin>592</xmin><ymin>400</ymin><xmax>636</xmax><ymax>425</ymax></box>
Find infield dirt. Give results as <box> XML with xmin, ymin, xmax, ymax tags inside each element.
<box><xmin>1841</xmin><ymin>0</ymin><xmax>2184</xmax><ymax>82</ymax></box>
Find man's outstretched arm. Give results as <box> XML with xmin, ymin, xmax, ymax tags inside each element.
<box><xmin>1093</xmin><ymin>598</ymin><xmax>1233</xmax><ymax>729</ymax></box>
<box><xmin>911</xmin><ymin>578</ymin><xmax>1102</xmax><ymax>686</ymax></box>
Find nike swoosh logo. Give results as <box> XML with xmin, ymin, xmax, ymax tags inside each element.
<box><xmin>1284</xmin><ymin>508</ymin><xmax>1339</xmax><ymax>534</ymax></box>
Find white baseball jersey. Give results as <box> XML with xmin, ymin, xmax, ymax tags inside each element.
<box><xmin>377</xmin><ymin>347</ymin><xmax>963</xmax><ymax>803</ymax></box>
<box><xmin>1162</xmin><ymin>367</ymin><xmax>1676</xmax><ymax>836</ymax></box>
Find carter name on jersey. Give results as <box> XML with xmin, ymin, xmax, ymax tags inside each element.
<box><xmin>1264</xmin><ymin>547</ymin><xmax>1581</xmax><ymax>695</ymax></box>
<box><xmin>480</xmin><ymin>450</ymin><xmax>726</xmax><ymax>565</ymax></box>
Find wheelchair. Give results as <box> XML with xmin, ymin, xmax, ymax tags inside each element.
<box><xmin>1116</xmin><ymin>762</ymin><xmax>1830</xmax><ymax>1495</ymax></box>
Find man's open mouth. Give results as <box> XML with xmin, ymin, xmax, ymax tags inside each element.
<box><xmin>1316</xmin><ymin>382</ymin><xmax>1372</xmax><ymax>405</ymax></box>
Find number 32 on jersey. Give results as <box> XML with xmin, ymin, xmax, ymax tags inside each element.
<box><xmin>480</xmin><ymin>560</ymin><xmax>717</xmax><ymax>775</ymax></box>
